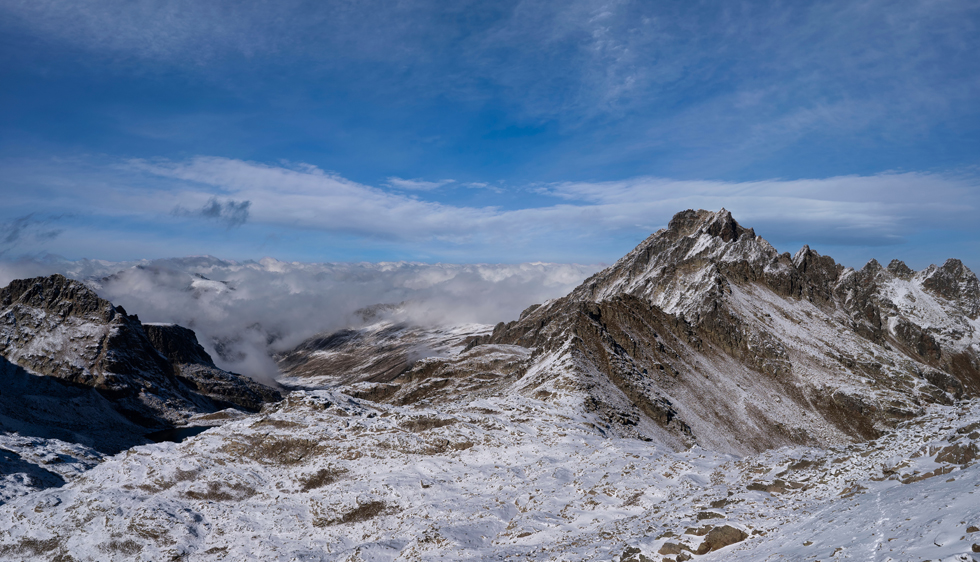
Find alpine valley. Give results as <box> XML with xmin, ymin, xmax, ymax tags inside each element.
<box><xmin>2</xmin><ymin>209</ymin><xmax>979</xmax><ymax>561</ymax></box>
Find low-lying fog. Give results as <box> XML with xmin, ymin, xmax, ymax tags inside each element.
<box><xmin>0</xmin><ymin>257</ymin><xmax>601</xmax><ymax>385</ymax></box>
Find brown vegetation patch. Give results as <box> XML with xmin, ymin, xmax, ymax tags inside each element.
<box><xmin>102</xmin><ymin>539</ymin><xmax>142</xmax><ymax>555</ymax></box>
<box><xmin>250</xmin><ymin>418</ymin><xmax>305</xmax><ymax>429</ymax></box>
<box><xmin>299</xmin><ymin>467</ymin><xmax>348</xmax><ymax>492</ymax></box>
<box><xmin>137</xmin><ymin>466</ymin><xmax>200</xmax><ymax>493</ymax></box>
<box><xmin>315</xmin><ymin>501</ymin><xmax>395</xmax><ymax>527</ymax></box>
<box><xmin>400</xmin><ymin>417</ymin><xmax>456</xmax><ymax>432</ymax></box>
<box><xmin>0</xmin><ymin>537</ymin><xmax>62</xmax><ymax>557</ymax></box>
<box><xmin>224</xmin><ymin>435</ymin><xmax>321</xmax><ymax>465</ymax></box>
<box><xmin>183</xmin><ymin>481</ymin><xmax>256</xmax><ymax>502</ymax></box>
<box><xmin>126</xmin><ymin>518</ymin><xmax>172</xmax><ymax>544</ymax></box>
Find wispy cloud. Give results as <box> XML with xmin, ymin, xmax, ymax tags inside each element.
<box><xmin>0</xmin><ymin>214</ymin><xmax>65</xmax><ymax>256</ymax></box>
<box><xmin>5</xmin><ymin>0</ymin><xmax>976</xmax><ymax>136</ymax></box>
<box><xmin>2</xmin><ymin>156</ymin><xmax>979</xmax><ymax>267</ymax></box>
<box><xmin>385</xmin><ymin>177</ymin><xmax>455</xmax><ymax>191</ymax></box>
<box><xmin>134</xmin><ymin>157</ymin><xmax>489</xmax><ymax>241</ymax></box>
<box><xmin>144</xmin><ymin>156</ymin><xmax>980</xmax><ymax>248</ymax></box>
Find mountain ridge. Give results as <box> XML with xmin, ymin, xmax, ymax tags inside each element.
<box><xmin>303</xmin><ymin>209</ymin><xmax>980</xmax><ymax>454</ymax></box>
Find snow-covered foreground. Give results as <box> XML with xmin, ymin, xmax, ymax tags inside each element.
<box><xmin>1</xmin><ymin>390</ymin><xmax>978</xmax><ymax>561</ymax></box>
<box><xmin>0</xmin><ymin>435</ymin><xmax>103</xmax><ymax>507</ymax></box>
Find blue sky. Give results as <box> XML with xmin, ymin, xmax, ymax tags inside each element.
<box><xmin>1</xmin><ymin>0</ymin><xmax>979</xmax><ymax>269</ymax></box>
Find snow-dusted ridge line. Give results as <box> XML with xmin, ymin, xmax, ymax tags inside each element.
<box><xmin>467</xmin><ymin>208</ymin><xmax>980</xmax><ymax>454</ymax></box>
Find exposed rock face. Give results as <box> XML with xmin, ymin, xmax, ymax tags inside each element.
<box><xmin>0</xmin><ymin>275</ymin><xmax>280</xmax><ymax>446</ymax></box>
<box><xmin>143</xmin><ymin>324</ymin><xmax>218</xmax><ymax>367</ymax></box>
<box><xmin>143</xmin><ymin>324</ymin><xmax>280</xmax><ymax>411</ymax></box>
<box><xmin>301</xmin><ymin>209</ymin><xmax>980</xmax><ymax>455</ymax></box>
<box><xmin>0</xmin><ymin>274</ymin><xmax>175</xmax><ymax>401</ymax></box>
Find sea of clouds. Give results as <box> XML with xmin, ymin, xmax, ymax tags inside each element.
<box><xmin>0</xmin><ymin>257</ymin><xmax>600</xmax><ymax>385</ymax></box>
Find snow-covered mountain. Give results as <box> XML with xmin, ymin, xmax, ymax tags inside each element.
<box><xmin>1</xmin><ymin>209</ymin><xmax>979</xmax><ymax>561</ymax></box>
<box><xmin>295</xmin><ymin>209</ymin><xmax>979</xmax><ymax>455</ymax></box>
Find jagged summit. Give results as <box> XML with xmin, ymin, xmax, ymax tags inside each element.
<box><xmin>667</xmin><ymin>208</ymin><xmax>755</xmax><ymax>242</ymax></box>
<box><xmin>1</xmin><ymin>273</ymin><xmax>124</xmax><ymax>321</ymax></box>
<box><xmin>1</xmin><ymin>274</ymin><xmax>179</xmax><ymax>397</ymax></box>
<box><xmin>565</xmin><ymin>209</ymin><xmax>784</xmax><ymax>319</ymax></box>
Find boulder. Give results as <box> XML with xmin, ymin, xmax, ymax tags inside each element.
<box><xmin>696</xmin><ymin>525</ymin><xmax>748</xmax><ymax>554</ymax></box>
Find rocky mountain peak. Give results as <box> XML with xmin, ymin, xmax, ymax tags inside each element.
<box><xmin>791</xmin><ymin>244</ymin><xmax>812</xmax><ymax>266</ymax></box>
<box><xmin>922</xmin><ymin>259</ymin><xmax>980</xmax><ymax>312</ymax></box>
<box><xmin>427</xmin><ymin>209</ymin><xmax>980</xmax><ymax>454</ymax></box>
<box><xmin>886</xmin><ymin>259</ymin><xmax>914</xmax><ymax>279</ymax></box>
<box><xmin>567</xmin><ymin>209</ymin><xmax>780</xmax><ymax>315</ymax></box>
<box><xmin>861</xmin><ymin>258</ymin><xmax>884</xmax><ymax>275</ymax></box>
<box><xmin>143</xmin><ymin>324</ymin><xmax>218</xmax><ymax>368</ymax></box>
<box><xmin>665</xmin><ymin>208</ymin><xmax>755</xmax><ymax>243</ymax></box>
<box><xmin>0</xmin><ymin>274</ymin><xmax>121</xmax><ymax>324</ymax></box>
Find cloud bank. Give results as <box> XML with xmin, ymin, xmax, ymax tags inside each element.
<box><xmin>0</xmin><ymin>257</ymin><xmax>599</xmax><ymax>385</ymax></box>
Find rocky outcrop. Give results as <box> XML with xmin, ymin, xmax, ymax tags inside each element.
<box><xmin>0</xmin><ymin>274</ymin><xmax>175</xmax><ymax>399</ymax></box>
<box><xmin>143</xmin><ymin>323</ymin><xmax>280</xmax><ymax>411</ymax></box>
<box><xmin>0</xmin><ymin>275</ymin><xmax>280</xmax><ymax>444</ymax></box>
<box><xmin>143</xmin><ymin>323</ymin><xmax>218</xmax><ymax>367</ymax></box>
<box><xmin>922</xmin><ymin>259</ymin><xmax>980</xmax><ymax>315</ymax></box>
<box><xmin>0</xmin><ymin>354</ymin><xmax>150</xmax><ymax>454</ymax></box>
